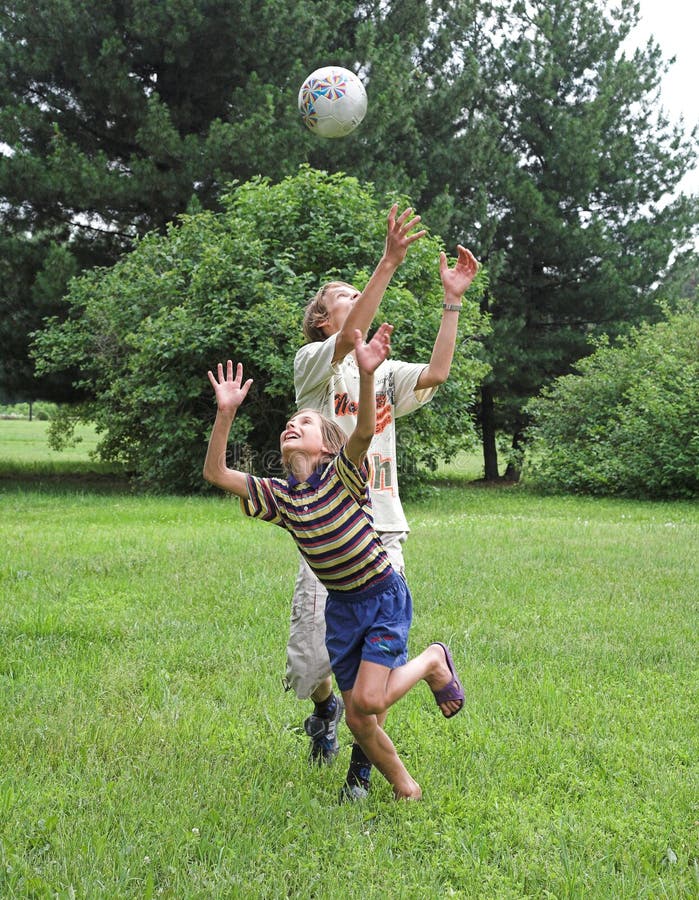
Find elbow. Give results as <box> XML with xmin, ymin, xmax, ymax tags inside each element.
<box><xmin>420</xmin><ymin>368</ymin><xmax>448</xmax><ymax>389</ymax></box>
<box><xmin>335</xmin><ymin>331</ymin><xmax>356</xmax><ymax>359</ymax></box>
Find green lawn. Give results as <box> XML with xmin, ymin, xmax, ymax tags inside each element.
<box><xmin>1</xmin><ymin>421</ymin><xmax>697</xmax><ymax>898</ymax></box>
<box><xmin>0</xmin><ymin>418</ymin><xmax>102</xmax><ymax>463</ymax></box>
<box><xmin>0</xmin><ymin>419</ymin><xmax>121</xmax><ymax>486</ymax></box>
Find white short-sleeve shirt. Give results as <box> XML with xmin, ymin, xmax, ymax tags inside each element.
<box><xmin>294</xmin><ymin>334</ymin><xmax>437</xmax><ymax>532</ymax></box>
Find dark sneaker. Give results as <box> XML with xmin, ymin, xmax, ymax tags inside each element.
<box><xmin>304</xmin><ymin>696</ymin><xmax>344</xmax><ymax>764</ymax></box>
<box><xmin>339</xmin><ymin>781</ymin><xmax>369</xmax><ymax>803</ymax></box>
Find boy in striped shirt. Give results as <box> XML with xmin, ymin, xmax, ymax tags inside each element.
<box><xmin>203</xmin><ymin>323</ymin><xmax>464</xmax><ymax>801</ymax></box>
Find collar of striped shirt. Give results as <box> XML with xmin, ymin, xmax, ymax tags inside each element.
<box><xmin>286</xmin><ymin>465</ymin><xmax>326</xmax><ymax>490</ymax></box>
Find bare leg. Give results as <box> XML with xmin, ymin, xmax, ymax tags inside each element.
<box><xmin>342</xmin><ymin>689</ymin><xmax>421</xmax><ymax>800</ymax></box>
<box><xmin>352</xmin><ymin>644</ymin><xmax>461</xmax><ymax>718</ymax></box>
<box><xmin>339</xmin><ymin>645</ymin><xmax>461</xmax><ymax>799</ymax></box>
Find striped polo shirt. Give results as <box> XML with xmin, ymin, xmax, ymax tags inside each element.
<box><xmin>241</xmin><ymin>448</ymin><xmax>392</xmax><ymax>594</ymax></box>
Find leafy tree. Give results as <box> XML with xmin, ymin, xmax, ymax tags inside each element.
<box><xmin>655</xmin><ymin>249</ymin><xmax>699</xmax><ymax>306</ymax></box>
<box><xmin>0</xmin><ymin>0</ymin><xmax>492</xmax><ymax>402</ymax></box>
<box><xmin>33</xmin><ymin>167</ymin><xmax>487</xmax><ymax>492</ymax></box>
<box><xmin>0</xmin><ymin>234</ymin><xmax>80</xmax><ymax>402</ymax></box>
<box><xmin>416</xmin><ymin>0</ymin><xmax>699</xmax><ymax>479</ymax></box>
<box><xmin>525</xmin><ymin>305</ymin><xmax>699</xmax><ymax>499</ymax></box>
<box><xmin>0</xmin><ymin>0</ymin><xmax>392</xmax><ymax>399</ymax></box>
<box><xmin>0</xmin><ymin>0</ymin><xmax>363</xmax><ymax>236</ymax></box>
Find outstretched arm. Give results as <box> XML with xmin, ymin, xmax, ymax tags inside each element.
<box><xmin>345</xmin><ymin>323</ymin><xmax>394</xmax><ymax>467</ymax></box>
<box><xmin>203</xmin><ymin>360</ymin><xmax>254</xmax><ymax>497</ymax></box>
<box><xmin>332</xmin><ymin>205</ymin><xmax>425</xmax><ymax>363</ymax></box>
<box><xmin>415</xmin><ymin>245</ymin><xmax>479</xmax><ymax>390</ymax></box>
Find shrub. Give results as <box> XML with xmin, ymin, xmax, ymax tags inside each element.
<box><xmin>33</xmin><ymin>167</ymin><xmax>488</xmax><ymax>492</ymax></box>
<box><xmin>525</xmin><ymin>306</ymin><xmax>699</xmax><ymax>499</ymax></box>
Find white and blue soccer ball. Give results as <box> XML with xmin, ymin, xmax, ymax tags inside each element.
<box><xmin>298</xmin><ymin>66</ymin><xmax>367</xmax><ymax>139</ymax></box>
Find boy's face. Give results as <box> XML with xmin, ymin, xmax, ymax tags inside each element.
<box><xmin>280</xmin><ymin>410</ymin><xmax>329</xmax><ymax>465</ymax></box>
<box><xmin>320</xmin><ymin>282</ymin><xmax>360</xmax><ymax>336</ymax></box>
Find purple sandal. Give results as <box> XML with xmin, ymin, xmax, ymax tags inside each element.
<box><xmin>430</xmin><ymin>642</ymin><xmax>464</xmax><ymax>718</ymax></box>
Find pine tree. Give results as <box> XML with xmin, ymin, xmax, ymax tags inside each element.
<box><xmin>436</xmin><ymin>0</ymin><xmax>698</xmax><ymax>478</ymax></box>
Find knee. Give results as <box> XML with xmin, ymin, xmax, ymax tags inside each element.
<box><xmin>349</xmin><ymin>687</ymin><xmax>386</xmax><ymax>719</ymax></box>
<box><xmin>345</xmin><ymin>704</ymin><xmax>373</xmax><ymax>740</ymax></box>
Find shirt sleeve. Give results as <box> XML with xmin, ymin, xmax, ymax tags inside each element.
<box><xmin>334</xmin><ymin>448</ymin><xmax>371</xmax><ymax>506</ymax></box>
<box><xmin>239</xmin><ymin>474</ymin><xmax>285</xmax><ymax>526</ymax></box>
<box><xmin>294</xmin><ymin>336</ymin><xmax>338</xmax><ymax>409</ymax></box>
<box><xmin>391</xmin><ymin>360</ymin><xmax>438</xmax><ymax>418</ymax></box>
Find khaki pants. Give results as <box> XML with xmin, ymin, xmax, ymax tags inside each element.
<box><xmin>284</xmin><ymin>532</ymin><xmax>407</xmax><ymax>699</ymax></box>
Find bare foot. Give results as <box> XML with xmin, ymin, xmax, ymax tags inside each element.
<box><xmin>393</xmin><ymin>778</ymin><xmax>422</xmax><ymax>801</ymax></box>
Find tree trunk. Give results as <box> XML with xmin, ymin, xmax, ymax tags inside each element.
<box><xmin>503</xmin><ymin>431</ymin><xmax>523</xmax><ymax>482</ymax></box>
<box><xmin>480</xmin><ymin>384</ymin><xmax>500</xmax><ymax>481</ymax></box>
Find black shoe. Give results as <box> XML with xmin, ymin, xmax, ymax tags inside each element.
<box><xmin>303</xmin><ymin>696</ymin><xmax>344</xmax><ymax>764</ymax></box>
<box><xmin>339</xmin><ymin>781</ymin><xmax>369</xmax><ymax>803</ymax></box>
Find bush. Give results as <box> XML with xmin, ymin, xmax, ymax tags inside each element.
<box><xmin>33</xmin><ymin>166</ymin><xmax>488</xmax><ymax>492</ymax></box>
<box><xmin>525</xmin><ymin>306</ymin><xmax>699</xmax><ymax>499</ymax></box>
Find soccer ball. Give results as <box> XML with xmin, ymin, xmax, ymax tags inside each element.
<box><xmin>298</xmin><ymin>66</ymin><xmax>367</xmax><ymax>138</ymax></box>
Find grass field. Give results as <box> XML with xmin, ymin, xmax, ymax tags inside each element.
<box><xmin>0</xmin><ymin>419</ymin><xmax>122</xmax><ymax>487</ymax></box>
<box><xmin>0</xmin><ymin>419</ymin><xmax>103</xmax><ymax>463</ymax></box>
<box><xmin>1</xmin><ymin>421</ymin><xmax>697</xmax><ymax>898</ymax></box>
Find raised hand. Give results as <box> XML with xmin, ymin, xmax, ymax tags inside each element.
<box><xmin>384</xmin><ymin>203</ymin><xmax>427</xmax><ymax>267</ymax></box>
<box><xmin>354</xmin><ymin>323</ymin><xmax>394</xmax><ymax>376</ymax></box>
<box><xmin>207</xmin><ymin>361</ymin><xmax>253</xmax><ymax>416</ymax></box>
<box><xmin>439</xmin><ymin>245</ymin><xmax>479</xmax><ymax>302</ymax></box>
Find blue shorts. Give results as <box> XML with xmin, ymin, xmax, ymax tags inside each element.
<box><xmin>324</xmin><ymin>570</ymin><xmax>413</xmax><ymax>692</ymax></box>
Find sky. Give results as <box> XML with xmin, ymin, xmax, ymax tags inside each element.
<box><xmin>632</xmin><ymin>0</ymin><xmax>699</xmax><ymax>195</ymax></box>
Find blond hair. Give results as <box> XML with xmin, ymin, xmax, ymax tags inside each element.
<box><xmin>302</xmin><ymin>281</ymin><xmax>353</xmax><ymax>343</ymax></box>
